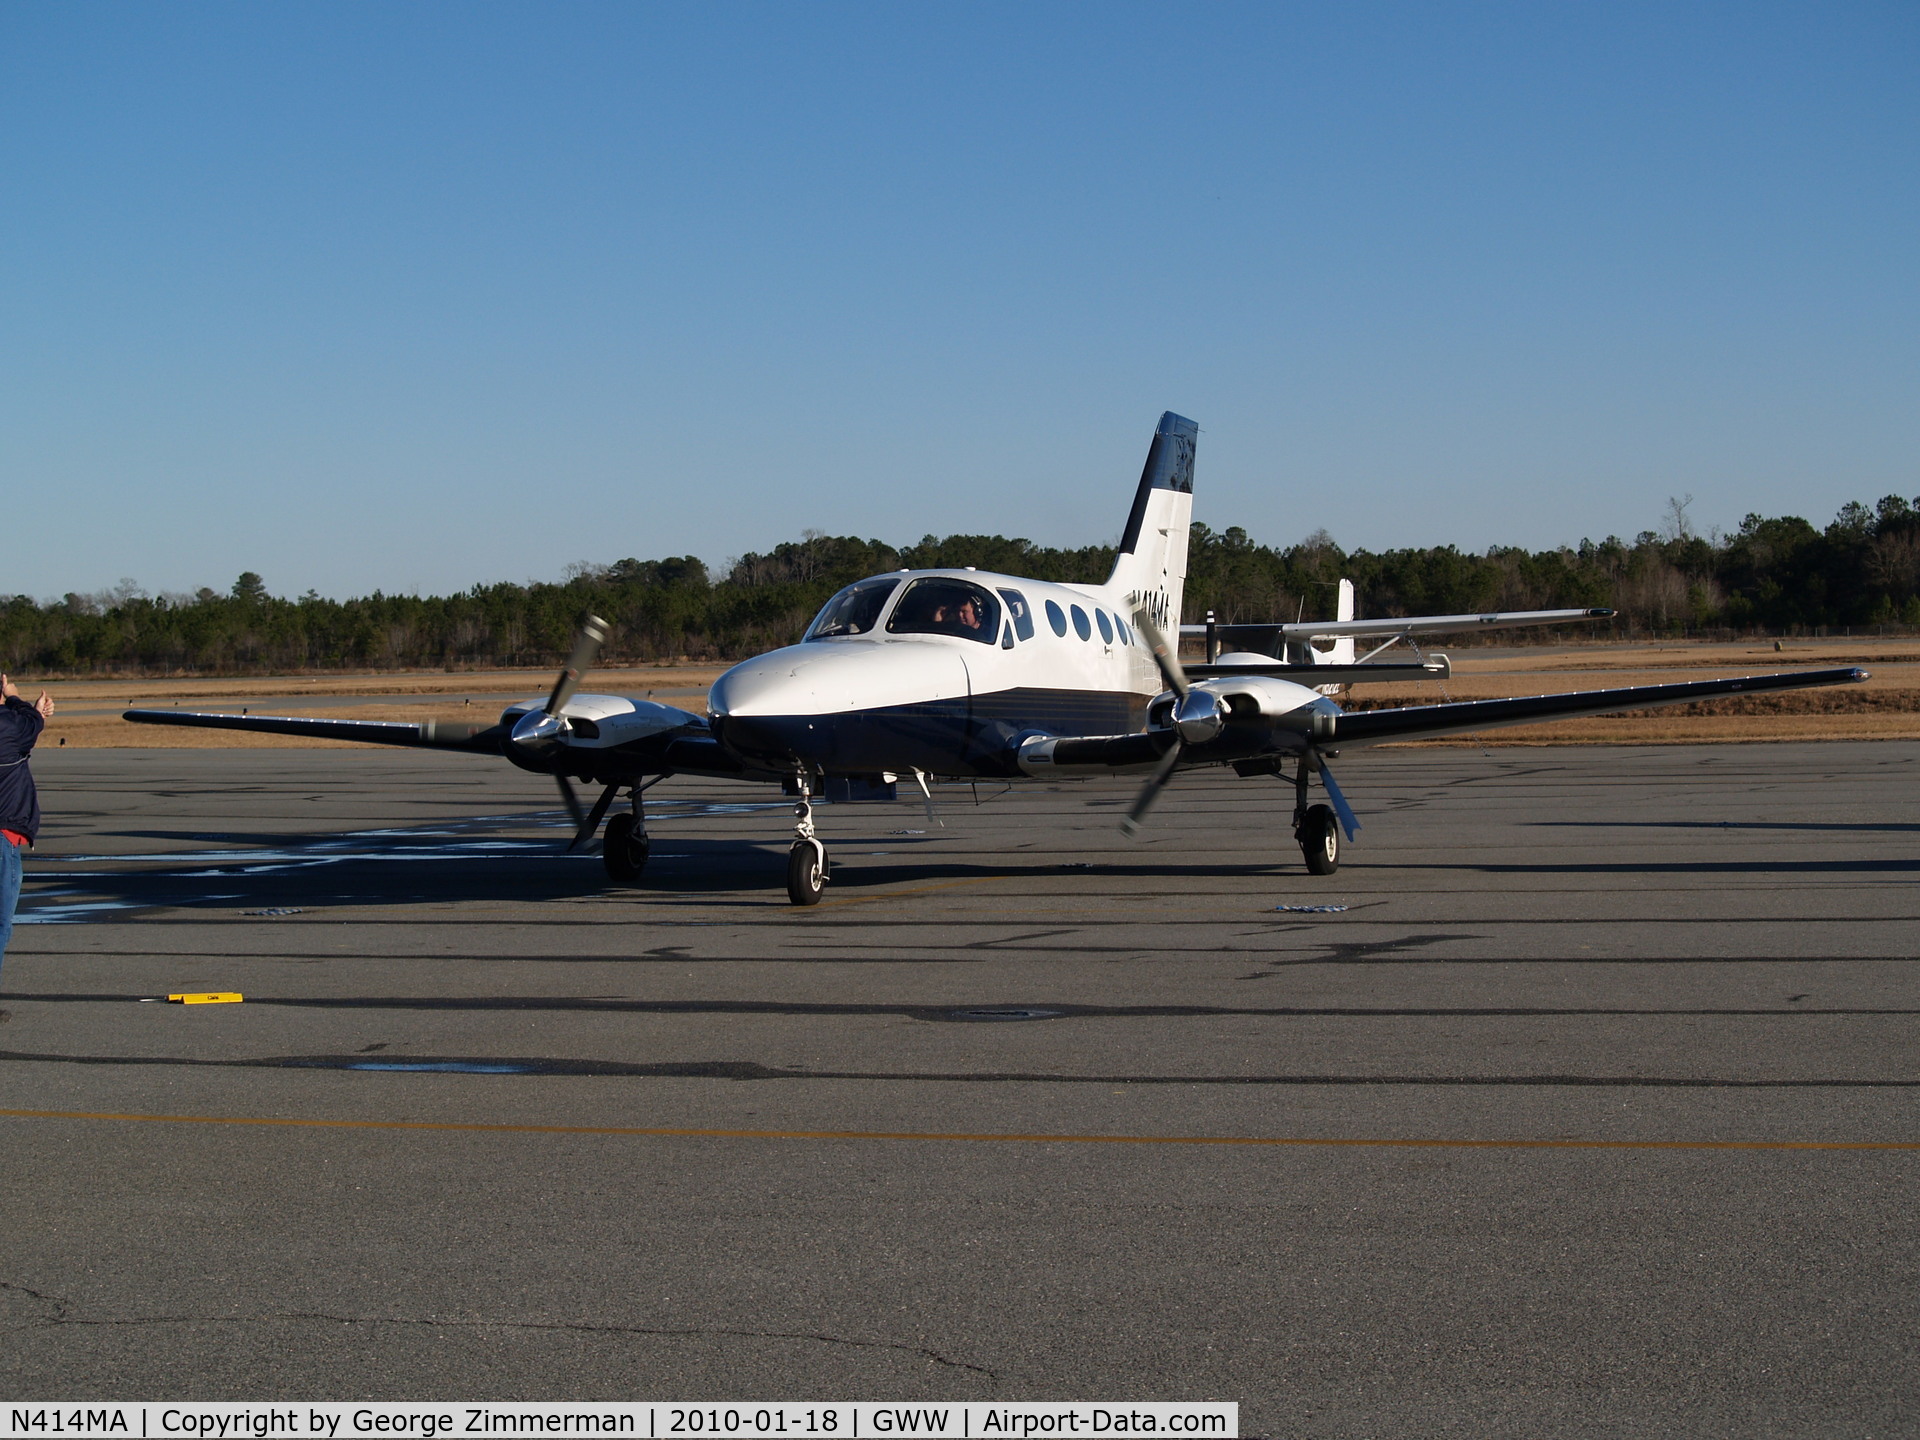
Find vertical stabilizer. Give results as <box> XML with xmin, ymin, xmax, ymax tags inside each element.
<box><xmin>1325</xmin><ymin>579</ymin><xmax>1357</xmax><ymax>665</ymax></box>
<box><xmin>1108</xmin><ymin>412</ymin><xmax>1197</xmax><ymax>629</ymax></box>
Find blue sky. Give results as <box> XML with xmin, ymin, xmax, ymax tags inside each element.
<box><xmin>3</xmin><ymin>2</ymin><xmax>1914</xmax><ymax>600</ymax></box>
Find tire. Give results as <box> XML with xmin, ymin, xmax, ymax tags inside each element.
<box><xmin>602</xmin><ymin>811</ymin><xmax>650</xmax><ymax>883</ymax></box>
<box><xmin>1299</xmin><ymin>803</ymin><xmax>1340</xmax><ymax>875</ymax></box>
<box><xmin>786</xmin><ymin>841</ymin><xmax>826</xmax><ymax>906</ymax></box>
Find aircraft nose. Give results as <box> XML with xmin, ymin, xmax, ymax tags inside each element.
<box><xmin>708</xmin><ymin>654</ymin><xmax>833</xmax><ymax>765</ymax></box>
<box><xmin>710</xmin><ymin>712</ymin><xmax>824</xmax><ymax>767</ymax></box>
<box><xmin>708</xmin><ymin>640</ymin><xmax>971</xmax><ymax>769</ymax></box>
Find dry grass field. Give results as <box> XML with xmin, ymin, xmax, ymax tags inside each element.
<box><xmin>23</xmin><ymin>641</ymin><xmax>1920</xmax><ymax>748</ymax></box>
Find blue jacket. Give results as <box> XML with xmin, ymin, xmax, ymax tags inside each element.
<box><xmin>0</xmin><ymin>695</ymin><xmax>44</xmax><ymax>843</ymax></box>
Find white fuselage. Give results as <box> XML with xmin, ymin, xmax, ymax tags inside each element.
<box><xmin>707</xmin><ymin>567</ymin><xmax>1327</xmax><ymax>779</ymax></box>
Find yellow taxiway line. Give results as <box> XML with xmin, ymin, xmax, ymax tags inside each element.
<box><xmin>1</xmin><ymin>1107</ymin><xmax>1915</xmax><ymax>1151</ymax></box>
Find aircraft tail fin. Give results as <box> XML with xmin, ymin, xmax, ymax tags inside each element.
<box><xmin>1323</xmin><ymin>579</ymin><xmax>1357</xmax><ymax>665</ymax></box>
<box><xmin>1108</xmin><ymin>411</ymin><xmax>1197</xmax><ymax>629</ymax></box>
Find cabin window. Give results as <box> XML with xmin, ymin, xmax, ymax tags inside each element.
<box><xmin>1095</xmin><ymin>610</ymin><xmax>1113</xmax><ymax>644</ymax></box>
<box><xmin>804</xmin><ymin>577</ymin><xmax>901</xmax><ymax>640</ymax></box>
<box><xmin>1117</xmin><ymin>617</ymin><xmax>1133</xmax><ymax>646</ymax></box>
<box><xmin>997</xmin><ymin>588</ymin><xmax>1035</xmax><ymax>641</ymax></box>
<box><xmin>885</xmin><ymin>577</ymin><xmax>1002</xmax><ymax>645</ymax></box>
<box><xmin>1070</xmin><ymin>605</ymin><xmax>1091</xmax><ymax>641</ymax></box>
<box><xmin>1045</xmin><ymin>599</ymin><xmax>1068</xmax><ymax>636</ymax></box>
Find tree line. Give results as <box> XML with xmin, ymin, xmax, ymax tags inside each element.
<box><xmin>7</xmin><ymin>496</ymin><xmax>1920</xmax><ymax>676</ymax></box>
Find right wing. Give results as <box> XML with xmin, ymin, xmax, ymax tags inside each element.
<box><xmin>121</xmin><ymin>708</ymin><xmax>761</xmax><ymax>779</ymax></box>
<box><xmin>122</xmin><ymin>710</ymin><xmax>507</xmax><ymax>752</ymax></box>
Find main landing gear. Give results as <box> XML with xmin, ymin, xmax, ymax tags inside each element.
<box><xmin>1292</xmin><ymin>755</ymin><xmax>1340</xmax><ymax>875</ymax></box>
<box><xmin>601</xmin><ymin>784</ymin><xmax>652</xmax><ymax>882</ymax></box>
<box><xmin>786</xmin><ymin>776</ymin><xmax>829</xmax><ymax>906</ymax></box>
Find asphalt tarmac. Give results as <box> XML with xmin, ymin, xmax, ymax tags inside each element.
<box><xmin>2</xmin><ymin>742</ymin><xmax>1916</xmax><ymax>1436</ymax></box>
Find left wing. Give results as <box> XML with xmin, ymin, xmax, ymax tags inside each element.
<box><xmin>1016</xmin><ymin>666</ymin><xmax>1867</xmax><ymax>777</ymax></box>
<box><xmin>1324</xmin><ymin>667</ymin><xmax>1868</xmax><ymax>747</ymax></box>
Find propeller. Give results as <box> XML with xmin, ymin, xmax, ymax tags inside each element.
<box><xmin>1313</xmin><ymin>751</ymin><xmax>1362</xmax><ymax>841</ymax></box>
<box><xmin>1122</xmin><ymin>611</ymin><xmax>1226</xmax><ymax>836</ymax></box>
<box><xmin>507</xmin><ymin>615</ymin><xmax>611</xmax><ymax>846</ymax></box>
<box><xmin>547</xmin><ymin>615</ymin><xmax>609</xmax><ymax>718</ymax></box>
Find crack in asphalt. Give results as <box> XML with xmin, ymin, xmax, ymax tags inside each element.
<box><xmin>0</xmin><ymin>1280</ymin><xmax>71</xmax><ymax>1323</ymax></box>
<box><xmin>0</xmin><ymin>1287</ymin><xmax>994</xmax><ymax>1376</ymax></box>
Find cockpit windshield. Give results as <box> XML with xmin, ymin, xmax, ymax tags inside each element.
<box><xmin>885</xmin><ymin>577</ymin><xmax>1002</xmax><ymax>644</ymax></box>
<box><xmin>804</xmin><ymin>577</ymin><xmax>901</xmax><ymax>640</ymax></box>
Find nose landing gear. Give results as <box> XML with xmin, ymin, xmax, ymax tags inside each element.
<box><xmin>1291</xmin><ymin>755</ymin><xmax>1341</xmax><ymax>875</ymax></box>
<box><xmin>787</xmin><ymin>776</ymin><xmax>829</xmax><ymax>906</ymax></box>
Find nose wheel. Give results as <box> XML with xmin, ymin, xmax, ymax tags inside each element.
<box><xmin>786</xmin><ymin>782</ymin><xmax>828</xmax><ymax>905</ymax></box>
<box><xmin>1296</xmin><ymin>803</ymin><xmax>1340</xmax><ymax>875</ymax></box>
<box><xmin>1291</xmin><ymin>756</ymin><xmax>1341</xmax><ymax>875</ymax></box>
<box><xmin>602</xmin><ymin>786</ymin><xmax>652</xmax><ymax>883</ymax></box>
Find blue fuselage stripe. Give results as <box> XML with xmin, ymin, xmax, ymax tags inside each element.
<box><xmin>716</xmin><ymin>687</ymin><xmax>1150</xmax><ymax>777</ymax></box>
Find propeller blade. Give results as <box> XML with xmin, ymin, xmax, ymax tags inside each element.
<box><xmin>555</xmin><ymin>775</ymin><xmax>587</xmax><ymax>832</ymax></box>
<box><xmin>911</xmin><ymin>769</ymin><xmax>944</xmax><ymax>828</ymax></box>
<box><xmin>1120</xmin><ymin>737</ymin><xmax>1184</xmax><ymax>838</ymax></box>
<box><xmin>546</xmin><ymin>614</ymin><xmax>610</xmax><ymax>717</ymax></box>
<box><xmin>1314</xmin><ymin>754</ymin><xmax>1362</xmax><ymax>841</ymax></box>
<box><xmin>1132</xmin><ymin>611</ymin><xmax>1189</xmax><ymax>699</ymax></box>
<box><xmin>568</xmin><ymin>782</ymin><xmax>621</xmax><ymax>853</ymax></box>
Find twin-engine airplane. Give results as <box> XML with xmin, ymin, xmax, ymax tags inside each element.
<box><xmin>127</xmin><ymin>413</ymin><xmax>1866</xmax><ymax>904</ymax></box>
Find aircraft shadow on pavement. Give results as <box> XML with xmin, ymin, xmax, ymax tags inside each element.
<box><xmin>21</xmin><ymin>831</ymin><xmax>1291</xmax><ymax>919</ymax></box>
<box><xmin>1</xmin><ymin>1043</ymin><xmax>1913</xmax><ymax>1090</ymax></box>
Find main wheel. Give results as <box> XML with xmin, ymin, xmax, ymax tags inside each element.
<box><xmin>602</xmin><ymin>811</ymin><xmax>650</xmax><ymax>882</ymax></box>
<box><xmin>786</xmin><ymin>841</ymin><xmax>826</xmax><ymax>906</ymax></box>
<box><xmin>1298</xmin><ymin>803</ymin><xmax>1340</xmax><ymax>875</ymax></box>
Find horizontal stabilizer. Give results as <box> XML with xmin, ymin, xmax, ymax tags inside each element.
<box><xmin>1327</xmin><ymin>667</ymin><xmax>1867</xmax><ymax>747</ymax></box>
<box><xmin>123</xmin><ymin>709</ymin><xmax>507</xmax><ymax>753</ymax></box>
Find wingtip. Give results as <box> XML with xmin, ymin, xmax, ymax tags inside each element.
<box><xmin>1851</xmin><ymin>667</ymin><xmax>1871</xmax><ymax>682</ymax></box>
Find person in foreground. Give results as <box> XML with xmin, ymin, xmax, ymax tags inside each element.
<box><xmin>0</xmin><ymin>673</ymin><xmax>53</xmax><ymax>1021</ymax></box>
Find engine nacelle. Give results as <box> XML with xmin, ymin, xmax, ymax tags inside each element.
<box><xmin>1148</xmin><ymin>674</ymin><xmax>1340</xmax><ymax>744</ymax></box>
<box><xmin>502</xmin><ymin>693</ymin><xmax>707</xmax><ymax>772</ymax></box>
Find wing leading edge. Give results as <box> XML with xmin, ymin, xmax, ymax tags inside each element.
<box><xmin>122</xmin><ymin>709</ymin><xmax>508</xmax><ymax>752</ymax></box>
<box><xmin>1326</xmin><ymin>667</ymin><xmax>1869</xmax><ymax>747</ymax></box>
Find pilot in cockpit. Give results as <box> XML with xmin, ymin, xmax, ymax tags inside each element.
<box><xmin>929</xmin><ymin>596</ymin><xmax>984</xmax><ymax>634</ymax></box>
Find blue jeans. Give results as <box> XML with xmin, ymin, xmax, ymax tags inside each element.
<box><xmin>0</xmin><ymin>837</ymin><xmax>19</xmax><ymax>984</ymax></box>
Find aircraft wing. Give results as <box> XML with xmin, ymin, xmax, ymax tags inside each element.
<box><xmin>122</xmin><ymin>709</ymin><xmax>508</xmax><ymax>752</ymax></box>
<box><xmin>121</xmin><ymin>708</ymin><xmax>760</xmax><ymax>780</ymax></box>
<box><xmin>1185</xmin><ymin>606</ymin><xmax>1613</xmax><ymax>644</ymax></box>
<box><xmin>1324</xmin><ymin>667</ymin><xmax>1867</xmax><ymax>747</ymax></box>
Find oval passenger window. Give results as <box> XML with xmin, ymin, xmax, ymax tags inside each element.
<box><xmin>1045</xmin><ymin>600</ymin><xmax>1068</xmax><ymax>637</ymax></box>
<box><xmin>1095</xmin><ymin>611</ymin><xmax>1113</xmax><ymax>644</ymax></box>
<box><xmin>1070</xmin><ymin>606</ymin><xmax>1091</xmax><ymax>641</ymax></box>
